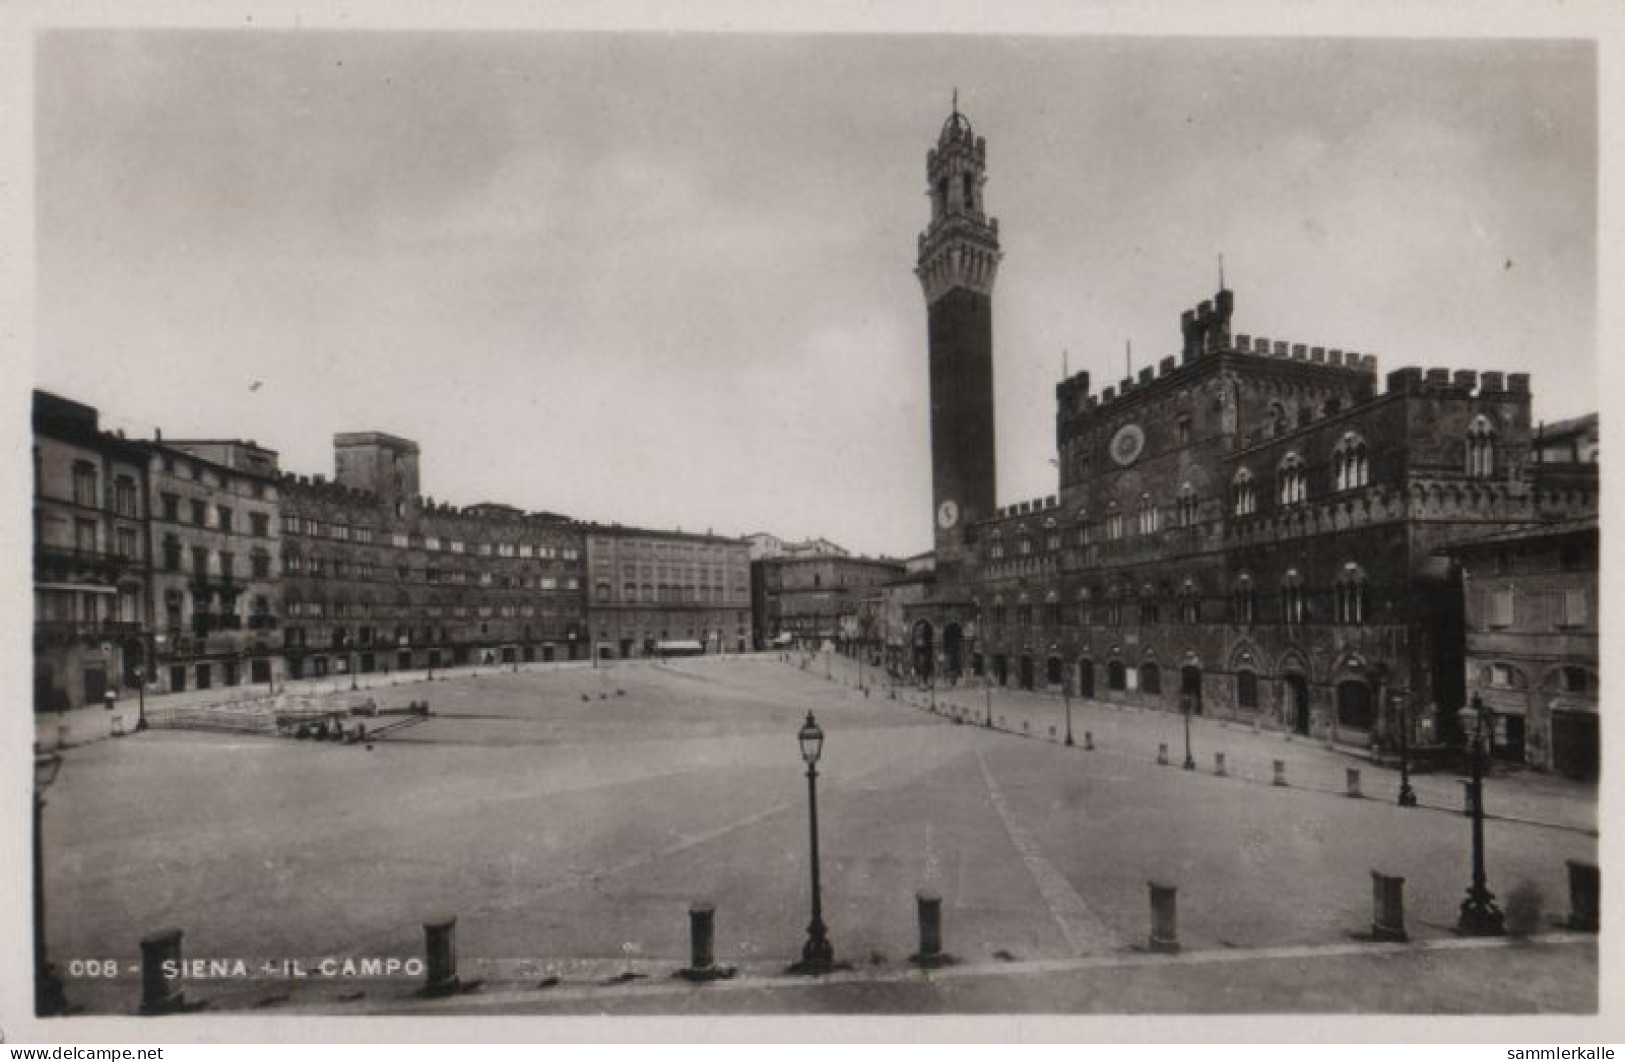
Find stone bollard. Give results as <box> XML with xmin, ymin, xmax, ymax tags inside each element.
<box><xmin>1084</xmin><ymin>731</ymin><xmax>1095</xmax><ymax>751</ymax></box>
<box><xmin>1564</xmin><ymin>861</ymin><xmax>1600</xmax><ymax>932</ymax></box>
<box><xmin>1147</xmin><ymin>882</ymin><xmax>1179</xmax><ymax>953</ymax></box>
<box><xmin>1272</xmin><ymin>759</ymin><xmax>1287</xmax><ymax>787</ymax></box>
<box><xmin>1156</xmin><ymin>743</ymin><xmax>1169</xmax><ymax>766</ymax></box>
<box><xmin>422</xmin><ymin>915</ymin><xmax>460</xmax><ymax>996</ymax></box>
<box><xmin>112</xmin><ymin>715</ymin><xmax>126</xmax><ymax>737</ymax></box>
<box><xmin>139</xmin><ymin>928</ymin><xmax>187</xmax><ymax>1014</ymax></box>
<box><xmin>677</xmin><ymin>902</ymin><xmax>733</xmax><ymax>980</ymax></box>
<box><xmin>1346</xmin><ymin>768</ymin><xmax>1362</xmax><ymax>798</ymax></box>
<box><xmin>1370</xmin><ymin>871</ymin><xmax>1407</xmax><ymax>942</ymax></box>
<box><xmin>1214</xmin><ymin>752</ymin><xmax>1227</xmax><ymax>777</ymax></box>
<box><xmin>910</xmin><ymin>891</ymin><xmax>951</xmax><ymax>968</ymax></box>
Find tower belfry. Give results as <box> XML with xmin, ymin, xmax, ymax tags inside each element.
<box><xmin>916</xmin><ymin>102</ymin><xmax>1001</xmax><ymax>566</ymax></box>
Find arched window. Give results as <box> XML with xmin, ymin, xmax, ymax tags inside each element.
<box><xmin>1105</xmin><ymin>501</ymin><xmax>1124</xmax><ymax>541</ymax></box>
<box><xmin>1334</xmin><ymin>562</ymin><xmax>1368</xmax><ymax>624</ymax></box>
<box><xmin>1137</xmin><ymin>493</ymin><xmax>1159</xmax><ymax>535</ymax></box>
<box><xmin>1232</xmin><ymin>468</ymin><xmax>1257</xmax><ymax>516</ymax></box>
<box><xmin>1178</xmin><ymin>578</ymin><xmax>1201</xmax><ymax>623</ymax></box>
<box><xmin>1176</xmin><ymin>483</ymin><xmax>1199</xmax><ymax>527</ymax></box>
<box><xmin>1332</xmin><ymin>432</ymin><xmax>1369</xmax><ymax>491</ymax></box>
<box><xmin>1277</xmin><ymin>453</ymin><xmax>1307</xmax><ymax>506</ymax></box>
<box><xmin>1281</xmin><ymin>569</ymin><xmax>1307</xmax><ymax>625</ymax></box>
<box><xmin>1466</xmin><ymin>415</ymin><xmax>1496</xmax><ymax>477</ymax></box>
<box><xmin>1232</xmin><ymin>573</ymin><xmax>1256</xmax><ymax>626</ymax></box>
<box><xmin>1077</xmin><ymin>587</ymin><xmax>1092</xmax><ymax>627</ymax></box>
<box><xmin>1106</xmin><ymin>584</ymin><xmax>1124</xmax><ymax>626</ymax></box>
<box><xmin>1236</xmin><ymin>670</ymin><xmax>1259</xmax><ymax>709</ymax></box>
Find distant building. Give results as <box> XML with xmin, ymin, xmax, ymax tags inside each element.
<box><xmin>745</xmin><ymin>532</ymin><xmax>850</xmax><ymax>561</ymax></box>
<box><xmin>278</xmin><ymin>432</ymin><xmax>588</xmax><ymax>678</ymax></box>
<box><xmin>1532</xmin><ymin>413</ymin><xmax>1599</xmax><ymax>467</ymax></box>
<box><xmin>32</xmin><ymin>391</ymin><xmax>151</xmax><ymax>710</ymax></box>
<box><xmin>751</xmin><ymin>554</ymin><xmax>906</xmax><ymax>649</ymax></box>
<box><xmin>1439</xmin><ymin>518</ymin><xmax>1598</xmax><ymax>777</ymax></box>
<box><xmin>148</xmin><ymin>437</ymin><xmax>284</xmax><ymax>693</ymax></box>
<box><xmin>584</xmin><ymin>526</ymin><xmax>752</xmax><ymax>658</ymax></box>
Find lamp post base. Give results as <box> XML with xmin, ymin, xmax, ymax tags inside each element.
<box><xmin>786</xmin><ymin>932</ymin><xmax>839</xmax><ymax>976</ymax></box>
<box><xmin>1397</xmin><ymin>784</ymin><xmax>1417</xmax><ymax>807</ymax></box>
<box><xmin>1457</xmin><ymin>892</ymin><xmax>1506</xmax><ymax>937</ymax></box>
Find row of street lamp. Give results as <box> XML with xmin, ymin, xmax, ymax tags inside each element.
<box><xmin>34</xmin><ymin>659</ymin><xmax>1507</xmax><ymax>1012</ymax></box>
<box><xmin>808</xmin><ymin>647</ymin><xmax>1508</xmax><ymax>956</ymax></box>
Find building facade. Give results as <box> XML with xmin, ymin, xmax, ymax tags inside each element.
<box><xmin>751</xmin><ymin>554</ymin><xmax>906</xmax><ymax>649</ymax></box>
<box><xmin>899</xmin><ymin>107</ymin><xmax>1599</xmax><ymax>757</ymax></box>
<box><xmin>32</xmin><ymin>392</ymin><xmax>151</xmax><ymax>710</ymax></box>
<box><xmin>147</xmin><ymin>437</ymin><xmax>284</xmax><ymax>693</ymax></box>
<box><xmin>1441</xmin><ymin>518</ymin><xmax>1598</xmax><ymax>778</ymax></box>
<box><xmin>584</xmin><ymin>527</ymin><xmax>752</xmax><ymax>658</ymax></box>
<box><xmin>278</xmin><ymin>432</ymin><xmax>588</xmax><ymax>679</ymax></box>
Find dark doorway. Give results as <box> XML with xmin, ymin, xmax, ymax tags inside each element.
<box><xmin>943</xmin><ymin>623</ymin><xmax>964</xmax><ymax>680</ymax></box>
<box><xmin>195</xmin><ymin>663</ymin><xmax>212</xmax><ymax>690</ymax></box>
<box><xmin>170</xmin><ymin>664</ymin><xmax>188</xmax><ymax>691</ymax></box>
<box><xmin>993</xmin><ymin>654</ymin><xmax>1008</xmax><ymax>687</ymax></box>
<box><xmin>1046</xmin><ymin>656</ymin><xmax>1063</xmax><ymax>688</ymax></box>
<box><xmin>1107</xmin><ymin>660</ymin><xmax>1126</xmax><ymax>691</ymax></box>
<box><xmin>1286</xmin><ymin>673</ymin><xmax>1310</xmax><ymax>734</ymax></box>
<box><xmin>1142</xmin><ymin>661</ymin><xmax>1162</xmax><ymax>696</ymax></box>
<box><xmin>250</xmin><ymin>658</ymin><xmax>271</xmax><ymax>684</ymax></box>
<box><xmin>1550</xmin><ymin>710</ymin><xmax>1598</xmax><ymax>780</ymax></box>
<box><xmin>1336</xmin><ymin>680</ymin><xmax>1374</xmax><ymax>730</ymax></box>
<box><xmin>397</xmin><ymin>650</ymin><xmax>413</xmax><ymax>671</ymax></box>
<box><xmin>971</xmin><ymin>652</ymin><xmax>984</xmax><ymax>678</ymax></box>
<box><xmin>224</xmin><ymin>659</ymin><xmax>240</xmax><ymax>687</ymax></box>
<box><xmin>1180</xmin><ymin>666</ymin><xmax>1202</xmax><ymax>714</ymax></box>
<box><xmin>1497</xmin><ymin>714</ymin><xmax>1526</xmax><ymax>762</ymax></box>
<box><xmin>1079</xmin><ymin>659</ymin><xmax>1096</xmax><ymax>698</ymax></box>
<box><xmin>1018</xmin><ymin>654</ymin><xmax>1035</xmax><ymax>691</ymax></box>
<box><xmin>912</xmin><ymin>621</ymin><xmax>935</xmax><ymax>682</ymax></box>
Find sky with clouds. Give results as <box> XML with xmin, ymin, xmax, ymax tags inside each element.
<box><xmin>34</xmin><ymin>31</ymin><xmax>1596</xmax><ymax>557</ymax></box>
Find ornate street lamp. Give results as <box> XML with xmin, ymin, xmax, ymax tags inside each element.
<box><xmin>134</xmin><ymin>665</ymin><xmax>148</xmax><ymax>732</ymax></box>
<box><xmin>1181</xmin><ymin>693</ymin><xmax>1196</xmax><ymax>770</ymax></box>
<box><xmin>1393</xmin><ymin>691</ymin><xmax>1417</xmax><ymax>807</ymax></box>
<box><xmin>1054</xmin><ymin>643</ymin><xmax>1073</xmax><ymax>747</ymax></box>
<box><xmin>1456</xmin><ymin>693</ymin><xmax>1505</xmax><ymax>936</ymax></box>
<box><xmin>789</xmin><ymin>712</ymin><xmax>836</xmax><ymax>974</ymax></box>
<box><xmin>34</xmin><ymin>748</ymin><xmax>68</xmax><ymax>1016</ymax></box>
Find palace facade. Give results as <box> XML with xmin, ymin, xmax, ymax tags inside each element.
<box><xmin>896</xmin><ymin>107</ymin><xmax>1599</xmax><ymax>760</ymax></box>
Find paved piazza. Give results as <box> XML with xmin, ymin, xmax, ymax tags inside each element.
<box><xmin>44</xmin><ymin>656</ymin><xmax>1596</xmax><ymax>1014</ymax></box>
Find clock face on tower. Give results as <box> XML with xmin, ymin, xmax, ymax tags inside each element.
<box><xmin>937</xmin><ymin>499</ymin><xmax>960</xmax><ymax>530</ymax></box>
<box><xmin>1110</xmin><ymin>423</ymin><xmax>1146</xmax><ymax>466</ymax></box>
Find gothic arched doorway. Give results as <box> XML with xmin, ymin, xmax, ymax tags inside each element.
<box><xmin>1078</xmin><ymin>658</ymin><xmax>1096</xmax><ymax>698</ymax></box>
<box><xmin>1019</xmin><ymin>654</ymin><xmax>1035</xmax><ymax>691</ymax></box>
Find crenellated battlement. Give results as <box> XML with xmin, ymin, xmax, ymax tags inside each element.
<box><xmin>1384</xmin><ymin>366</ymin><xmax>1530</xmax><ymax>399</ymax></box>
<box><xmin>988</xmin><ymin>494</ymin><xmax>1060</xmax><ymax>522</ymax></box>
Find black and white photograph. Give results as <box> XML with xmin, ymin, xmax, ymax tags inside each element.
<box><xmin>5</xmin><ymin>0</ymin><xmax>1620</xmax><ymax>1045</ymax></box>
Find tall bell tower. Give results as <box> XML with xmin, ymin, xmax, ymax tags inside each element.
<box><xmin>916</xmin><ymin>100</ymin><xmax>1000</xmax><ymax>568</ymax></box>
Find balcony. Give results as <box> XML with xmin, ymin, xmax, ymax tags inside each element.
<box><xmin>33</xmin><ymin>619</ymin><xmax>144</xmax><ymax>649</ymax></box>
<box><xmin>35</xmin><ymin>544</ymin><xmax>142</xmax><ymax>581</ymax></box>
